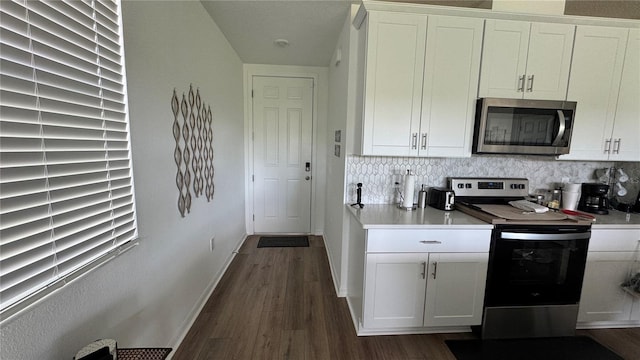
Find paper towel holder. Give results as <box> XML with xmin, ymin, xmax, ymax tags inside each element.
<box><xmin>398</xmin><ymin>169</ymin><xmax>417</xmax><ymax>211</ymax></box>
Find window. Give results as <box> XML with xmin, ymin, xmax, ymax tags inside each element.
<box><xmin>0</xmin><ymin>0</ymin><xmax>137</xmax><ymax>319</ymax></box>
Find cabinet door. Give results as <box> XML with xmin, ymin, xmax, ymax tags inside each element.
<box><xmin>362</xmin><ymin>11</ymin><xmax>427</xmax><ymax>156</ymax></box>
<box><xmin>578</xmin><ymin>251</ymin><xmax>635</xmax><ymax>323</ymax></box>
<box><xmin>424</xmin><ymin>253</ymin><xmax>488</xmax><ymax>327</ymax></box>
<box><xmin>420</xmin><ymin>16</ymin><xmax>483</xmax><ymax>157</ymax></box>
<box><xmin>561</xmin><ymin>26</ymin><xmax>628</xmax><ymax>161</ymax></box>
<box><xmin>610</xmin><ymin>29</ymin><xmax>640</xmax><ymax>162</ymax></box>
<box><xmin>363</xmin><ymin>253</ymin><xmax>427</xmax><ymax>328</ymax></box>
<box><xmin>479</xmin><ymin>19</ymin><xmax>530</xmax><ymax>98</ymax></box>
<box><xmin>524</xmin><ymin>23</ymin><xmax>574</xmax><ymax>100</ymax></box>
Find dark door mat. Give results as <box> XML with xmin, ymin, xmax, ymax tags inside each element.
<box><xmin>117</xmin><ymin>348</ymin><xmax>172</xmax><ymax>360</ymax></box>
<box><xmin>257</xmin><ymin>236</ymin><xmax>309</xmax><ymax>248</ymax></box>
<box><xmin>445</xmin><ymin>336</ymin><xmax>623</xmax><ymax>360</ymax></box>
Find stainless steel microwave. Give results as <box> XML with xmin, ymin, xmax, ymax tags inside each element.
<box><xmin>473</xmin><ymin>98</ymin><xmax>577</xmax><ymax>155</ymax></box>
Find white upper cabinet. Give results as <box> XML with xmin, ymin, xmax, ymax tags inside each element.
<box><xmin>360</xmin><ymin>12</ymin><xmax>483</xmax><ymax>157</ymax></box>
<box><xmin>560</xmin><ymin>26</ymin><xmax>631</xmax><ymax>161</ymax></box>
<box><xmin>479</xmin><ymin>20</ymin><xmax>575</xmax><ymax>100</ymax></box>
<box><xmin>361</xmin><ymin>11</ymin><xmax>427</xmax><ymax>156</ymax></box>
<box><xmin>420</xmin><ymin>16</ymin><xmax>484</xmax><ymax>157</ymax></box>
<box><xmin>610</xmin><ymin>28</ymin><xmax>640</xmax><ymax>161</ymax></box>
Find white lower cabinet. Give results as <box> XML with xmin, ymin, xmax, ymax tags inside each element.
<box><xmin>424</xmin><ymin>253</ymin><xmax>488</xmax><ymax>327</ymax></box>
<box><xmin>578</xmin><ymin>228</ymin><xmax>640</xmax><ymax>326</ymax></box>
<box><xmin>578</xmin><ymin>251</ymin><xmax>636</xmax><ymax>323</ymax></box>
<box><xmin>364</xmin><ymin>253</ymin><xmax>427</xmax><ymax>328</ymax></box>
<box><xmin>363</xmin><ymin>251</ymin><xmax>488</xmax><ymax>329</ymax></box>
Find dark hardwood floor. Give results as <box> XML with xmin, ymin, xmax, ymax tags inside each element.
<box><xmin>173</xmin><ymin>235</ymin><xmax>640</xmax><ymax>359</ymax></box>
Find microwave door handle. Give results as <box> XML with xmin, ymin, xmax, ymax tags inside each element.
<box><xmin>551</xmin><ymin>109</ymin><xmax>567</xmax><ymax>146</ymax></box>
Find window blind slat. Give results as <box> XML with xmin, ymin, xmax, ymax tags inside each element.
<box><xmin>0</xmin><ymin>0</ymin><xmax>137</xmax><ymax>315</ymax></box>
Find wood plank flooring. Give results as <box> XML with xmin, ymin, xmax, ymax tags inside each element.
<box><xmin>173</xmin><ymin>235</ymin><xmax>640</xmax><ymax>359</ymax></box>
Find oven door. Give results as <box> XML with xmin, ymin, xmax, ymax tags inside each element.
<box><xmin>485</xmin><ymin>225</ymin><xmax>590</xmax><ymax>307</ymax></box>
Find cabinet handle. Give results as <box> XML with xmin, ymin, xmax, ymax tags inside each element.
<box><xmin>432</xmin><ymin>261</ymin><xmax>438</xmax><ymax>280</ymax></box>
<box><xmin>527</xmin><ymin>75</ymin><xmax>535</xmax><ymax>92</ymax></box>
<box><xmin>421</xmin><ymin>133</ymin><xmax>427</xmax><ymax>150</ymax></box>
<box><xmin>613</xmin><ymin>138</ymin><xmax>621</xmax><ymax>154</ymax></box>
<box><xmin>421</xmin><ymin>261</ymin><xmax>427</xmax><ymax>279</ymax></box>
<box><xmin>518</xmin><ymin>75</ymin><xmax>525</xmax><ymax>92</ymax></box>
<box><xmin>604</xmin><ymin>139</ymin><xmax>612</xmax><ymax>154</ymax></box>
<box><xmin>420</xmin><ymin>240</ymin><xmax>442</xmax><ymax>244</ymax></box>
<box><xmin>411</xmin><ymin>133</ymin><xmax>418</xmax><ymax>149</ymax></box>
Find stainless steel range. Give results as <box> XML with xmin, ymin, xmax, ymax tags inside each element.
<box><xmin>449</xmin><ymin>177</ymin><xmax>592</xmax><ymax>339</ymax></box>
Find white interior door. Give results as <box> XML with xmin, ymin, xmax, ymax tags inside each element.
<box><xmin>252</xmin><ymin>76</ymin><xmax>313</xmax><ymax>233</ymax></box>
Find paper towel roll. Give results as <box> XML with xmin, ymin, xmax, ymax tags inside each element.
<box><xmin>402</xmin><ymin>173</ymin><xmax>415</xmax><ymax>208</ymax></box>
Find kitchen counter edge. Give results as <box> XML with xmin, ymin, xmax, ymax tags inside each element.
<box><xmin>347</xmin><ymin>204</ymin><xmax>640</xmax><ymax>229</ymax></box>
<box><xmin>346</xmin><ymin>204</ymin><xmax>493</xmax><ymax>229</ymax></box>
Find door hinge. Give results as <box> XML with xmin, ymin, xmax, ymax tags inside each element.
<box><xmin>252</xmin><ymin>214</ymin><xmax>255</xmax><ymax>221</ymax></box>
<box><xmin>252</xmin><ymin>174</ymin><xmax>254</xmax><ymax>182</ymax></box>
<box><xmin>251</xmin><ymin>90</ymin><xmax>254</xmax><ymax>98</ymax></box>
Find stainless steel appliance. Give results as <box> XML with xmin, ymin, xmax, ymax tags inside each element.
<box><xmin>449</xmin><ymin>177</ymin><xmax>591</xmax><ymax>339</ymax></box>
<box><xmin>427</xmin><ymin>187</ymin><xmax>454</xmax><ymax>211</ymax></box>
<box><xmin>473</xmin><ymin>98</ymin><xmax>577</xmax><ymax>155</ymax></box>
<box><xmin>578</xmin><ymin>183</ymin><xmax>610</xmax><ymax>215</ymax></box>
<box><xmin>632</xmin><ymin>190</ymin><xmax>640</xmax><ymax>213</ymax></box>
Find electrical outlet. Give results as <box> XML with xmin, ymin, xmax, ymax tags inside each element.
<box><xmin>209</xmin><ymin>236</ymin><xmax>215</xmax><ymax>252</ymax></box>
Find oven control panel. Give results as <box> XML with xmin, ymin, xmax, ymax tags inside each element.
<box><xmin>448</xmin><ymin>177</ymin><xmax>529</xmax><ymax>198</ymax></box>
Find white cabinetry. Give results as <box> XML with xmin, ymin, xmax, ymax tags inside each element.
<box><xmin>420</xmin><ymin>16</ymin><xmax>483</xmax><ymax>157</ymax></box>
<box><xmin>360</xmin><ymin>12</ymin><xmax>483</xmax><ymax>157</ymax></box>
<box><xmin>361</xmin><ymin>229</ymin><xmax>490</xmax><ymax>331</ymax></box>
<box><xmin>578</xmin><ymin>228</ymin><xmax>640</xmax><ymax>325</ymax></box>
<box><xmin>424</xmin><ymin>252</ymin><xmax>488</xmax><ymax>327</ymax></box>
<box><xmin>479</xmin><ymin>20</ymin><xmax>574</xmax><ymax>100</ymax></box>
<box><xmin>610</xmin><ymin>29</ymin><xmax>640</xmax><ymax>161</ymax></box>
<box><xmin>361</xmin><ymin>11</ymin><xmax>426</xmax><ymax>156</ymax></box>
<box><xmin>364</xmin><ymin>253</ymin><xmax>427</xmax><ymax>328</ymax></box>
<box><xmin>561</xmin><ymin>26</ymin><xmax>639</xmax><ymax>161</ymax></box>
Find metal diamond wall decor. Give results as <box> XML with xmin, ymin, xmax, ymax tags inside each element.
<box><xmin>171</xmin><ymin>85</ymin><xmax>215</xmax><ymax>217</ymax></box>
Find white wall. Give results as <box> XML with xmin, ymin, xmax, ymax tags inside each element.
<box><xmin>324</xmin><ymin>5</ymin><xmax>360</xmax><ymax>296</ymax></box>
<box><xmin>0</xmin><ymin>2</ymin><xmax>246</xmax><ymax>359</ymax></box>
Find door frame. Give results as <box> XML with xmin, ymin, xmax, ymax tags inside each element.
<box><xmin>243</xmin><ymin>64</ymin><xmax>328</xmax><ymax>235</ymax></box>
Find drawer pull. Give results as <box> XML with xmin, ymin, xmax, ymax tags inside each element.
<box><xmin>420</xmin><ymin>240</ymin><xmax>442</xmax><ymax>244</ymax></box>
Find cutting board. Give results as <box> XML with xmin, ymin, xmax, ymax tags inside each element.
<box><xmin>473</xmin><ymin>204</ymin><xmax>568</xmax><ymax>221</ymax></box>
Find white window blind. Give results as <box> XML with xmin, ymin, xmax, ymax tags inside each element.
<box><xmin>0</xmin><ymin>0</ymin><xmax>137</xmax><ymax>318</ymax></box>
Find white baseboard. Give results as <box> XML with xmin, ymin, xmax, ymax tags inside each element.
<box><xmin>321</xmin><ymin>234</ymin><xmax>347</xmax><ymax>298</ymax></box>
<box><xmin>166</xmin><ymin>232</ymin><xmax>247</xmax><ymax>359</ymax></box>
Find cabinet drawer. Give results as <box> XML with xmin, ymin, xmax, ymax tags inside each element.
<box><xmin>589</xmin><ymin>229</ymin><xmax>640</xmax><ymax>252</ymax></box>
<box><xmin>366</xmin><ymin>229</ymin><xmax>491</xmax><ymax>253</ymax></box>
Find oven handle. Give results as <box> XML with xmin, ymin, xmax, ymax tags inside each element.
<box><xmin>501</xmin><ymin>232</ymin><xmax>590</xmax><ymax>241</ymax></box>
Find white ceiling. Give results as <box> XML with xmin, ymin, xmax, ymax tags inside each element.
<box><xmin>200</xmin><ymin>0</ymin><xmax>355</xmax><ymax>67</ymax></box>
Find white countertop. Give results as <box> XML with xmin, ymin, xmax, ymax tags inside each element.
<box><xmin>347</xmin><ymin>204</ymin><xmax>493</xmax><ymax>229</ymax></box>
<box><xmin>347</xmin><ymin>204</ymin><xmax>640</xmax><ymax>229</ymax></box>
<box><xmin>591</xmin><ymin>209</ymin><xmax>640</xmax><ymax>228</ymax></box>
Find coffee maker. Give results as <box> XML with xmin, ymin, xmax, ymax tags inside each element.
<box><xmin>578</xmin><ymin>183</ymin><xmax>610</xmax><ymax>214</ymax></box>
<box><xmin>631</xmin><ymin>190</ymin><xmax>640</xmax><ymax>213</ymax></box>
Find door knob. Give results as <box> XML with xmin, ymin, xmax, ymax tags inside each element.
<box><xmin>305</xmin><ymin>176</ymin><xmax>311</xmax><ymax>181</ymax></box>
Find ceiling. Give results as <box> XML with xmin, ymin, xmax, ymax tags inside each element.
<box><xmin>200</xmin><ymin>1</ymin><xmax>638</xmax><ymax>67</ymax></box>
<box><xmin>200</xmin><ymin>0</ymin><xmax>356</xmax><ymax>67</ymax></box>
